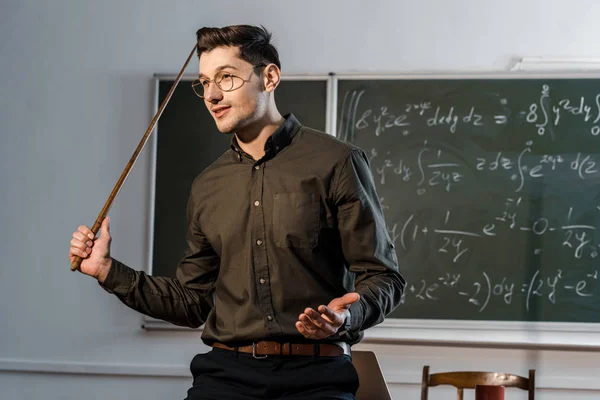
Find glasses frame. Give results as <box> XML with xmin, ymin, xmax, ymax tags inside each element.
<box><xmin>191</xmin><ymin>64</ymin><xmax>266</xmax><ymax>99</ymax></box>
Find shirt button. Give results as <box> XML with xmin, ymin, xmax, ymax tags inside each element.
<box><xmin>256</xmin><ymin>239</ymin><xmax>263</xmax><ymax>246</ymax></box>
<box><xmin>260</xmin><ymin>278</ymin><xmax>266</xmax><ymax>284</ymax></box>
<box><xmin>267</xmin><ymin>316</ymin><xmax>273</xmax><ymax>321</ymax></box>
<box><xmin>254</xmin><ymin>165</ymin><xmax>260</xmax><ymax>170</ymax></box>
<box><xmin>254</xmin><ymin>200</ymin><xmax>260</xmax><ymax>207</ymax></box>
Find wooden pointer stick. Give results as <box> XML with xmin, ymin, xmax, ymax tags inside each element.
<box><xmin>70</xmin><ymin>43</ymin><xmax>198</xmax><ymax>271</ymax></box>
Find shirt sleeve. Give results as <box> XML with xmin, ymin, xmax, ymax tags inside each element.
<box><xmin>99</xmin><ymin>190</ymin><xmax>219</xmax><ymax>328</ymax></box>
<box><xmin>333</xmin><ymin>148</ymin><xmax>406</xmax><ymax>334</ymax></box>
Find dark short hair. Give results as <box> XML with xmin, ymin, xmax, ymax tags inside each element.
<box><xmin>196</xmin><ymin>25</ymin><xmax>281</xmax><ymax>70</ymax></box>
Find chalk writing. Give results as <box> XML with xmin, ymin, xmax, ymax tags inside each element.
<box><xmin>338</xmin><ymin>79</ymin><xmax>600</xmax><ymax>320</ymax></box>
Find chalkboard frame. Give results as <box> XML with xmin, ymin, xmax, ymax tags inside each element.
<box><xmin>142</xmin><ymin>71</ymin><xmax>600</xmax><ymax>349</ymax></box>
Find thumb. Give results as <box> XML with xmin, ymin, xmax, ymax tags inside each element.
<box><xmin>330</xmin><ymin>292</ymin><xmax>360</xmax><ymax>311</ymax></box>
<box><xmin>100</xmin><ymin>216</ymin><xmax>111</xmax><ymax>239</ymax></box>
<box><xmin>340</xmin><ymin>292</ymin><xmax>360</xmax><ymax>308</ymax></box>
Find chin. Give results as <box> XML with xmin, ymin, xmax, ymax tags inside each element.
<box><xmin>216</xmin><ymin>115</ymin><xmax>251</xmax><ymax>135</ymax></box>
<box><xmin>216</xmin><ymin>125</ymin><xmax>235</xmax><ymax>134</ymax></box>
<box><xmin>214</xmin><ymin>118</ymin><xmax>237</xmax><ymax>134</ymax></box>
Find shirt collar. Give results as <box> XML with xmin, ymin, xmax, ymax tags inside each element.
<box><xmin>230</xmin><ymin>114</ymin><xmax>302</xmax><ymax>161</ymax></box>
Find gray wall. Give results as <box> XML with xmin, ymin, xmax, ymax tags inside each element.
<box><xmin>1</xmin><ymin>0</ymin><xmax>599</xmax><ymax>399</ymax></box>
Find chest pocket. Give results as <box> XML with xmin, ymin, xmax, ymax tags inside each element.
<box><xmin>273</xmin><ymin>192</ymin><xmax>320</xmax><ymax>249</ymax></box>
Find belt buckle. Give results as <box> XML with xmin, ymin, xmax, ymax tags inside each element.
<box><xmin>252</xmin><ymin>342</ymin><xmax>268</xmax><ymax>359</ymax></box>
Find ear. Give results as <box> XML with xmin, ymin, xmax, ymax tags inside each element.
<box><xmin>262</xmin><ymin>64</ymin><xmax>281</xmax><ymax>93</ymax></box>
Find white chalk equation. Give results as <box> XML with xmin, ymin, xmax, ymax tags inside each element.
<box><xmin>400</xmin><ymin>269</ymin><xmax>598</xmax><ymax>313</ymax></box>
<box><xmin>522</xmin><ymin>84</ymin><xmax>600</xmax><ymax>137</ymax></box>
<box><xmin>370</xmin><ymin>139</ymin><xmax>598</xmax><ymax>195</ymax></box>
<box><xmin>337</xmin><ymin>85</ymin><xmax>600</xmax><ymax>140</ymax></box>
<box><xmin>392</xmin><ymin>207</ymin><xmax>600</xmax><ymax>261</ymax></box>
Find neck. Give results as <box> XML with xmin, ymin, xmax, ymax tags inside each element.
<box><xmin>235</xmin><ymin>109</ymin><xmax>284</xmax><ymax>161</ymax></box>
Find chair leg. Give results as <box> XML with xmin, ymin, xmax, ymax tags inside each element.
<box><xmin>421</xmin><ymin>366</ymin><xmax>430</xmax><ymax>400</ymax></box>
<box><xmin>529</xmin><ymin>369</ymin><xmax>535</xmax><ymax>400</ymax></box>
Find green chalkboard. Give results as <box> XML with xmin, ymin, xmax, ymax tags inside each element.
<box><xmin>336</xmin><ymin>77</ymin><xmax>600</xmax><ymax>322</ymax></box>
<box><xmin>151</xmin><ymin>77</ymin><xmax>328</xmax><ymax>280</ymax></box>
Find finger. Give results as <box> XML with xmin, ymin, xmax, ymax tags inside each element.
<box><xmin>305</xmin><ymin>308</ymin><xmax>335</xmax><ymax>327</ymax></box>
<box><xmin>71</xmin><ymin>232</ymin><xmax>94</xmax><ymax>247</ymax></box>
<box><xmin>316</xmin><ymin>305</ymin><xmax>341</xmax><ymax>323</ymax></box>
<box><xmin>301</xmin><ymin>311</ymin><xmax>337</xmax><ymax>336</ymax></box>
<box><xmin>70</xmin><ymin>238</ymin><xmax>92</xmax><ymax>253</ymax></box>
<box><xmin>69</xmin><ymin>246</ymin><xmax>90</xmax><ymax>260</ymax></box>
<box><xmin>71</xmin><ymin>232</ymin><xmax>93</xmax><ymax>248</ymax></box>
<box><xmin>299</xmin><ymin>313</ymin><xmax>319</xmax><ymax>330</ymax></box>
<box><xmin>77</xmin><ymin>225</ymin><xmax>95</xmax><ymax>240</ymax></box>
<box><xmin>295</xmin><ymin>321</ymin><xmax>314</xmax><ymax>338</ymax></box>
<box><xmin>300</xmin><ymin>307</ymin><xmax>318</xmax><ymax>323</ymax></box>
<box><xmin>296</xmin><ymin>321</ymin><xmax>325</xmax><ymax>339</ymax></box>
<box><xmin>299</xmin><ymin>313</ymin><xmax>332</xmax><ymax>335</ymax></box>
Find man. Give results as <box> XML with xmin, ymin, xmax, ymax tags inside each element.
<box><xmin>69</xmin><ymin>25</ymin><xmax>405</xmax><ymax>400</ymax></box>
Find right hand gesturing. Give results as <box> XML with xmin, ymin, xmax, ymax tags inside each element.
<box><xmin>69</xmin><ymin>216</ymin><xmax>112</xmax><ymax>282</ymax></box>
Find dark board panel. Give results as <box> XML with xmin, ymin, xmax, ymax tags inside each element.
<box><xmin>336</xmin><ymin>78</ymin><xmax>600</xmax><ymax>322</ymax></box>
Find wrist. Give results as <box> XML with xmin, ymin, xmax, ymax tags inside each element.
<box><xmin>95</xmin><ymin>258</ymin><xmax>112</xmax><ymax>283</ymax></box>
<box><xmin>337</xmin><ymin>309</ymin><xmax>352</xmax><ymax>336</ymax></box>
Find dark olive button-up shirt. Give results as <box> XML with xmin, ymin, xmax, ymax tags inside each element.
<box><xmin>101</xmin><ymin>114</ymin><xmax>405</xmax><ymax>346</ymax></box>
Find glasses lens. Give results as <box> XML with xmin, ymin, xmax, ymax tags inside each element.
<box><xmin>191</xmin><ymin>80</ymin><xmax>205</xmax><ymax>98</ymax></box>
<box><xmin>215</xmin><ymin>72</ymin><xmax>236</xmax><ymax>92</ymax></box>
<box><xmin>192</xmin><ymin>80</ymin><xmax>206</xmax><ymax>98</ymax></box>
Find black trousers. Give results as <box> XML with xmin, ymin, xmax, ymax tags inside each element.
<box><xmin>185</xmin><ymin>347</ymin><xmax>359</xmax><ymax>400</ymax></box>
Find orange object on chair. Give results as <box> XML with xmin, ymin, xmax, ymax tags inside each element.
<box><xmin>476</xmin><ymin>385</ymin><xmax>505</xmax><ymax>400</ymax></box>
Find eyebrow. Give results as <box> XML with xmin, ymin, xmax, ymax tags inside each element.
<box><xmin>199</xmin><ymin>64</ymin><xmax>240</xmax><ymax>78</ymax></box>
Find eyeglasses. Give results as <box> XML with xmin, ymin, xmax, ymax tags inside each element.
<box><xmin>191</xmin><ymin>65</ymin><xmax>265</xmax><ymax>99</ymax></box>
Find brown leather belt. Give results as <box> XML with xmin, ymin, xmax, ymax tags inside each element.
<box><xmin>212</xmin><ymin>341</ymin><xmax>351</xmax><ymax>358</ymax></box>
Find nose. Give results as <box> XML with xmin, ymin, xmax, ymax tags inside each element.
<box><xmin>203</xmin><ymin>81</ymin><xmax>223</xmax><ymax>103</ymax></box>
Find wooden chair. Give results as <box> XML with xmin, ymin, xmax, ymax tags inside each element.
<box><xmin>421</xmin><ymin>365</ymin><xmax>535</xmax><ymax>400</ymax></box>
<box><xmin>352</xmin><ymin>350</ymin><xmax>393</xmax><ymax>400</ymax></box>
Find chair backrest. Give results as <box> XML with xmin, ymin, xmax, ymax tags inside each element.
<box><xmin>352</xmin><ymin>350</ymin><xmax>393</xmax><ymax>400</ymax></box>
<box><xmin>421</xmin><ymin>365</ymin><xmax>535</xmax><ymax>400</ymax></box>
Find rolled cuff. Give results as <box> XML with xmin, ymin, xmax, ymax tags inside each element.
<box><xmin>347</xmin><ymin>300</ymin><xmax>365</xmax><ymax>334</ymax></box>
<box><xmin>98</xmin><ymin>258</ymin><xmax>135</xmax><ymax>295</ymax></box>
